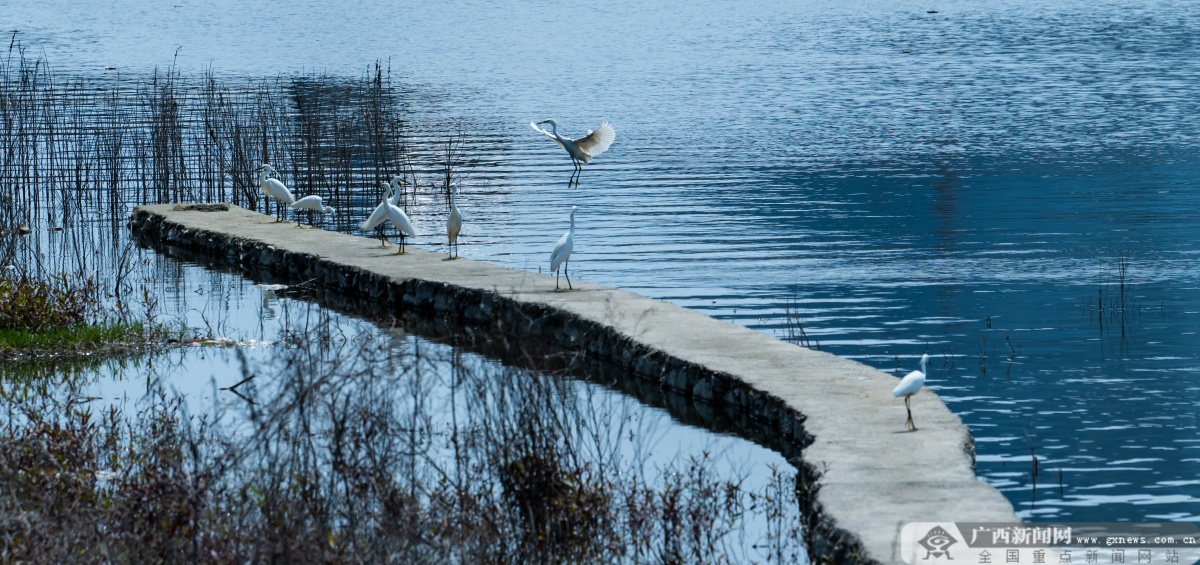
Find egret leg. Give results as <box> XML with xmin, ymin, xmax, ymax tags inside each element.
<box><xmin>555</xmin><ymin>269</ymin><xmax>560</xmax><ymax>290</ymax></box>
<box><xmin>393</xmin><ymin>236</ymin><xmax>406</xmax><ymax>255</ymax></box>
<box><xmin>904</xmin><ymin>396</ymin><xmax>917</xmax><ymax>431</ymax></box>
<box><xmin>565</xmin><ymin>262</ymin><xmax>572</xmax><ymax>290</ymax></box>
<box><xmin>568</xmin><ymin>157</ymin><xmax>579</xmax><ymax>187</ymax></box>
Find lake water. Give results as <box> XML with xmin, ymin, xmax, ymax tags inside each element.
<box><xmin>7</xmin><ymin>0</ymin><xmax>1200</xmax><ymax>522</ymax></box>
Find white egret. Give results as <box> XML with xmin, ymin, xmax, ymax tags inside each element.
<box><xmin>550</xmin><ymin>206</ymin><xmax>576</xmax><ymax>290</ymax></box>
<box><xmin>255</xmin><ymin>164</ymin><xmax>296</xmax><ymax>222</ymax></box>
<box><xmin>290</xmin><ymin>195</ymin><xmax>335</xmax><ymax>227</ymax></box>
<box><xmin>446</xmin><ymin>188</ymin><xmax>463</xmax><ymax>259</ymax></box>
<box><xmin>361</xmin><ymin>182</ymin><xmax>417</xmax><ymax>254</ymax></box>
<box><xmin>530</xmin><ymin>119</ymin><xmax>615</xmax><ymax>188</ymax></box>
<box><xmin>892</xmin><ymin>353</ymin><xmax>929</xmax><ymax>431</ymax></box>
<box><xmin>387</xmin><ymin>175</ymin><xmax>407</xmax><ymax>209</ymax></box>
<box><xmin>363</xmin><ymin>182</ymin><xmax>395</xmax><ymax>247</ymax></box>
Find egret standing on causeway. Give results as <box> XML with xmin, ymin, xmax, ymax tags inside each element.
<box><xmin>550</xmin><ymin>206</ymin><xmax>576</xmax><ymax>290</ymax></box>
<box><xmin>892</xmin><ymin>354</ymin><xmax>929</xmax><ymax>431</ymax></box>
<box><xmin>255</xmin><ymin>164</ymin><xmax>297</xmax><ymax>222</ymax></box>
<box><xmin>364</xmin><ymin>182</ymin><xmax>399</xmax><ymax>247</ymax></box>
<box><xmin>531</xmin><ymin>120</ymin><xmax>615</xmax><ymax>188</ymax></box>
<box><xmin>290</xmin><ymin>195</ymin><xmax>335</xmax><ymax>227</ymax></box>
<box><xmin>361</xmin><ymin>181</ymin><xmax>417</xmax><ymax>254</ymax></box>
<box><xmin>446</xmin><ymin>188</ymin><xmax>463</xmax><ymax>259</ymax></box>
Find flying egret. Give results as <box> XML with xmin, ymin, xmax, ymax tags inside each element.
<box><xmin>361</xmin><ymin>182</ymin><xmax>417</xmax><ymax>254</ymax></box>
<box><xmin>550</xmin><ymin>206</ymin><xmax>576</xmax><ymax>290</ymax></box>
<box><xmin>892</xmin><ymin>354</ymin><xmax>929</xmax><ymax>431</ymax></box>
<box><xmin>290</xmin><ymin>195</ymin><xmax>335</xmax><ymax>227</ymax></box>
<box><xmin>531</xmin><ymin>119</ymin><xmax>616</xmax><ymax>188</ymax></box>
<box><xmin>255</xmin><ymin>164</ymin><xmax>296</xmax><ymax>222</ymax></box>
<box><xmin>446</xmin><ymin>188</ymin><xmax>463</xmax><ymax>259</ymax></box>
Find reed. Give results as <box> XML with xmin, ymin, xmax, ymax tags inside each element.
<box><xmin>1</xmin><ymin>41</ymin><xmax>417</xmax><ymax>263</ymax></box>
<box><xmin>780</xmin><ymin>295</ymin><xmax>819</xmax><ymax>350</ymax></box>
<box><xmin>0</xmin><ymin>41</ymin><xmax>430</xmax><ymax>333</ymax></box>
<box><xmin>1087</xmin><ymin>256</ymin><xmax>1143</xmax><ymax>337</ymax></box>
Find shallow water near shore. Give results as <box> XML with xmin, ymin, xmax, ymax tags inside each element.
<box><xmin>6</xmin><ymin>0</ymin><xmax>1200</xmax><ymax>522</ymax></box>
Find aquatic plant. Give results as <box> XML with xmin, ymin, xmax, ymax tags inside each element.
<box><xmin>0</xmin><ymin>272</ymin><xmax>145</xmax><ymax>360</ymax></box>
<box><xmin>0</xmin><ymin>274</ymin><xmax>97</xmax><ymax>332</ymax></box>
<box><xmin>0</xmin><ymin>40</ymin><xmax>427</xmax><ymax>359</ymax></box>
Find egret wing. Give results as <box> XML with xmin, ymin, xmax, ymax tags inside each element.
<box><xmin>360</xmin><ymin>201</ymin><xmax>388</xmax><ymax>231</ymax></box>
<box><xmin>550</xmin><ymin>232</ymin><xmax>572</xmax><ymax>272</ymax></box>
<box><xmin>385</xmin><ymin>203</ymin><xmax>418</xmax><ymax>237</ymax></box>
<box><xmin>892</xmin><ymin>370</ymin><xmax>925</xmax><ymax>397</ymax></box>
<box><xmin>447</xmin><ymin>207</ymin><xmax>463</xmax><ymax>239</ymax></box>
<box><xmin>292</xmin><ymin>195</ymin><xmax>321</xmax><ymax>210</ymax></box>
<box><xmin>575</xmin><ymin>122</ymin><xmax>615</xmax><ymax>158</ymax></box>
<box><xmin>264</xmin><ymin>178</ymin><xmax>296</xmax><ymax>205</ymax></box>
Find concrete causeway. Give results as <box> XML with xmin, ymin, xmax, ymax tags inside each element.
<box><xmin>129</xmin><ymin>203</ymin><xmax>1017</xmax><ymax>563</ymax></box>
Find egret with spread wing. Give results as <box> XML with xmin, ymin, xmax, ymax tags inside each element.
<box><xmin>892</xmin><ymin>354</ymin><xmax>929</xmax><ymax>431</ymax></box>
<box><xmin>255</xmin><ymin>164</ymin><xmax>297</xmax><ymax>222</ymax></box>
<box><xmin>531</xmin><ymin>120</ymin><xmax>615</xmax><ymax>188</ymax></box>
<box><xmin>550</xmin><ymin>206</ymin><xmax>576</xmax><ymax>289</ymax></box>
<box><xmin>361</xmin><ymin>181</ymin><xmax>417</xmax><ymax>254</ymax></box>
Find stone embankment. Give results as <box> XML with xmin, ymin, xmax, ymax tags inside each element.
<box><xmin>129</xmin><ymin>203</ymin><xmax>1017</xmax><ymax>564</ymax></box>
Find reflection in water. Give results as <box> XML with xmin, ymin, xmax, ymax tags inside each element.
<box><xmin>0</xmin><ymin>274</ymin><xmax>806</xmax><ymax>562</ymax></box>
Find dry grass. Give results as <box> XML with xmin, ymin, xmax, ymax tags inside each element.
<box><xmin>0</xmin><ymin>313</ymin><xmax>808</xmax><ymax>564</ymax></box>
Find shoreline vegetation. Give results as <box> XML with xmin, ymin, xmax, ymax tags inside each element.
<box><xmin>1</xmin><ymin>309</ymin><xmax>808</xmax><ymax>564</ymax></box>
<box><xmin>0</xmin><ymin>40</ymin><xmax>814</xmax><ymax>562</ymax></box>
<box><xmin>0</xmin><ymin>272</ymin><xmax>174</xmax><ymax>363</ymax></box>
